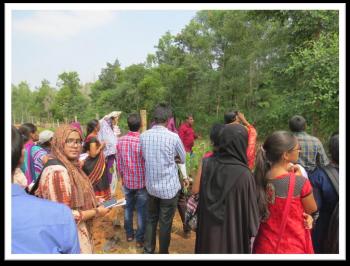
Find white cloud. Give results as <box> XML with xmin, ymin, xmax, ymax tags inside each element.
<box><xmin>13</xmin><ymin>10</ymin><xmax>117</xmax><ymax>40</ymax></box>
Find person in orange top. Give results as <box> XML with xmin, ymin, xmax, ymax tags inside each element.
<box><xmin>224</xmin><ymin>111</ymin><xmax>257</xmax><ymax>170</ymax></box>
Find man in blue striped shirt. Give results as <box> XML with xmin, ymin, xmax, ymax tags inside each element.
<box><xmin>140</xmin><ymin>103</ymin><xmax>187</xmax><ymax>254</ymax></box>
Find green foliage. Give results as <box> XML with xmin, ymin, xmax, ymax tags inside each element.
<box><xmin>12</xmin><ymin>81</ymin><xmax>36</xmax><ymax>123</ymax></box>
<box><xmin>52</xmin><ymin>72</ymin><xmax>89</xmax><ymax>122</ymax></box>
<box><xmin>12</xmin><ymin>10</ymin><xmax>339</xmax><ymax>143</ymax></box>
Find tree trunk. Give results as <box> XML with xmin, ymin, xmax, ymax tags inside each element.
<box><xmin>312</xmin><ymin>100</ymin><xmax>320</xmax><ymax>136</ymax></box>
<box><xmin>249</xmin><ymin>61</ymin><xmax>253</xmax><ymax>109</ymax></box>
<box><xmin>216</xmin><ymin>95</ymin><xmax>220</xmax><ymax>119</ymax></box>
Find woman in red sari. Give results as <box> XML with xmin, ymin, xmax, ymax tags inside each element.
<box><xmin>253</xmin><ymin>131</ymin><xmax>317</xmax><ymax>254</ymax></box>
<box><xmin>82</xmin><ymin>119</ymin><xmax>111</xmax><ymax>201</ymax></box>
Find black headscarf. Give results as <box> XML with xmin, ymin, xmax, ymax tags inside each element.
<box><xmin>202</xmin><ymin>124</ymin><xmax>251</xmax><ymax>222</ymax></box>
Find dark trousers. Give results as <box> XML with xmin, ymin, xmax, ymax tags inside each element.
<box><xmin>144</xmin><ymin>191</ymin><xmax>180</xmax><ymax>254</ymax></box>
<box><xmin>177</xmin><ymin>190</ymin><xmax>191</xmax><ymax>232</ymax></box>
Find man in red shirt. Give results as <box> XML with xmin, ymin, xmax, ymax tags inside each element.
<box><xmin>178</xmin><ymin>115</ymin><xmax>198</xmax><ymax>153</ymax></box>
<box><xmin>116</xmin><ymin>113</ymin><xmax>147</xmax><ymax>249</ymax></box>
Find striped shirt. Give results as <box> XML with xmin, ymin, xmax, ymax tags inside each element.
<box><xmin>140</xmin><ymin>125</ymin><xmax>186</xmax><ymax>199</ymax></box>
<box><xmin>116</xmin><ymin>131</ymin><xmax>145</xmax><ymax>189</ymax></box>
<box><xmin>293</xmin><ymin>131</ymin><xmax>330</xmax><ymax>173</ymax></box>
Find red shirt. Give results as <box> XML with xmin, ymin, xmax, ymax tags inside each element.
<box><xmin>178</xmin><ymin>122</ymin><xmax>197</xmax><ymax>152</ymax></box>
<box><xmin>116</xmin><ymin>131</ymin><xmax>145</xmax><ymax>189</ymax></box>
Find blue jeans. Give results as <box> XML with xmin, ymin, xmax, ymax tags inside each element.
<box><xmin>122</xmin><ymin>186</ymin><xmax>148</xmax><ymax>242</ymax></box>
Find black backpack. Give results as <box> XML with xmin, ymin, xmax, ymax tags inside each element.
<box><xmin>320</xmin><ymin>164</ymin><xmax>339</xmax><ymax>254</ymax></box>
<box><xmin>26</xmin><ymin>158</ymin><xmax>65</xmax><ymax>195</ymax></box>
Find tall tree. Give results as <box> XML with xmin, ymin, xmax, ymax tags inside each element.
<box><xmin>52</xmin><ymin>72</ymin><xmax>89</xmax><ymax>122</ymax></box>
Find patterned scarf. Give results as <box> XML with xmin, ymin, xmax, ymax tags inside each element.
<box><xmin>51</xmin><ymin>125</ymin><xmax>97</xmax><ymax>210</ymax></box>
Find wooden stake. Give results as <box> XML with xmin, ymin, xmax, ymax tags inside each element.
<box><xmin>140</xmin><ymin>110</ymin><xmax>147</xmax><ymax>133</ymax></box>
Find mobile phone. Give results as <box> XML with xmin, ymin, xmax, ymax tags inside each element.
<box><xmin>101</xmin><ymin>198</ymin><xmax>126</xmax><ymax>208</ymax></box>
<box><xmin>102</xmin><ymin>198</ymin><xmax>118</xmax><ymax>208</ymax></box>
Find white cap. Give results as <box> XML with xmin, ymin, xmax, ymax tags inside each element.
<box><xmin>38</xmin><ymin>130</ymin><xmax>54</xmax><ymax>144</ymax></box>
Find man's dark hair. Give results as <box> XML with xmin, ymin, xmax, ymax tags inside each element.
<box><xmin>153</xmin><ymin>103</ymin><xmax>171</xmax><ymax>124</ymax></box>
<box><xmin>329</xmin><ymin>132</ymin><xmax>339</xmax><ymax>164</ymax></box>
<box><xmin>289</xmin><ymin>115</ymin><xmax>306</xmax><ymax>132</ymax></box>
<box><xmin>224</xmin><ymin>111</ymin><xmax>238</xmax><ymax>124</ymax></box>
<box><xmin>128</xmin><ymin>113</ymin><xmax>141</xmax><ymax>132</ymax></box>
<box><xmin>12</xmin><ymin>126</ymin><xmax>24</xmax><ymax>173</ymax></box>
<box><xmin>186</xmin><ymin>114</ymin><xmax>193</xmax><ymax>120</ymax></box>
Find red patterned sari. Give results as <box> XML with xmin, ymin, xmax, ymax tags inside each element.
<box><xmin>82</xmin><ymin>134</ymin><xmax>111</xmax><ymax>201</ymax></box>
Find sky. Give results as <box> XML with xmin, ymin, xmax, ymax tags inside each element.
<box><xmin>5</xmin><ymin>3</ymin><xmax>346</xmax><ymax>260</ymax></box>
<box><xmin>11</xmin><ymin>9</ymin><xmax>198</xmax><ymax>90</ymax></box>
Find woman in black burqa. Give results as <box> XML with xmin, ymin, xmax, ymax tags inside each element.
<box><xmin>195</xmin><ymin>123</ymin><xmax>260</xmax><ymax>253</ymax></box>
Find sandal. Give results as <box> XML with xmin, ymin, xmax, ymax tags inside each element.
<box><xmin>136</xmin><ymin>241</ymin><xmax>144</xmax><ymax>248</ymax></box>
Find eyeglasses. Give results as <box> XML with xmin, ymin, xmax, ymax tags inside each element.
<box><xmin>290</xmin><ymin>146</ymin><xmax>302</xmax><ymax>152</ymax></box>
<box><xmin>65</xmin><ymin>138</ymin><xmax>82</xmax><ymax>146</ymax></box>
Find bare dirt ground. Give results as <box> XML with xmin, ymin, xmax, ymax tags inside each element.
<box><xmin>91</xmin><ymin>179</ymin><xmax>196</xmax><ymax>254</ymax></box>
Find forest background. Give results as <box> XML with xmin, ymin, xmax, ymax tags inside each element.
<box><xmin>11</xmin><ymin>10</ymin><xmax>339</xmax><ymax>144</ymax></box>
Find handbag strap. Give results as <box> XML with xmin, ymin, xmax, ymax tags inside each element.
<box><xmin>274</xmin><ymin>171</ymin><xmax>296</xmax><ymax>253</ymax></box>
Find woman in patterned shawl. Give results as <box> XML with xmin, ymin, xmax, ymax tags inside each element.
<box><xmin>34</xmin><ymin>124</ymin><xmax>110</xmax><ymax>253</ymax></box>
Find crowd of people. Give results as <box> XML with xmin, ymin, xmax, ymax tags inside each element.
<box><xmin>11</xmin><ymin>104</ymin><xmax>339</xmax><ymax>255</ymax></box>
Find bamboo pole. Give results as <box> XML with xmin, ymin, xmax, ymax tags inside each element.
<box><xmin>140</xmin><ymin>110</ymin><xmax>147</xmax><ymax>133</ymax></box>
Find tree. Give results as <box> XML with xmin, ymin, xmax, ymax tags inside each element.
<box><xmin>31</xmin><ymin>79</ymin><xmax>57</xmax><ymax>122</ymax></box>
<box><xmin>11</xmin><ymin>81</ymin><xmax>35</xmax><ymax>124</ymax></box>
<box><xmin>52</xmin><ymin>72</ymin><xmax>89</xmax><ymax>122</ymax></box>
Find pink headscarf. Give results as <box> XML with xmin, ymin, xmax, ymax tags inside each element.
<box><xmin>70</xmin><ymin>122</ymin><xmax>83</xmax><ymax>137</ymax></box>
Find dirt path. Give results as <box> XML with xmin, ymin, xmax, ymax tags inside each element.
<box><xmin>92</xmin><ymin>180</ymin><xmax>196</xmax><ymax>254</ymax></box>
